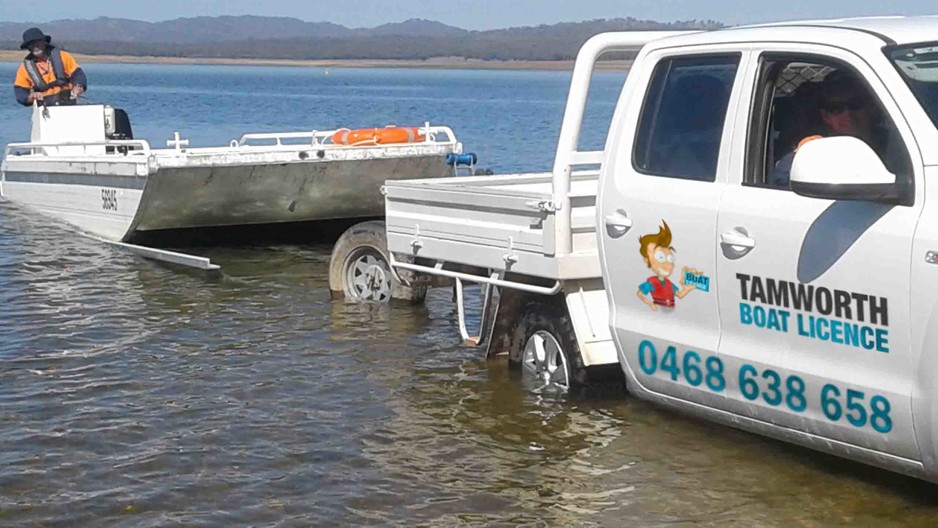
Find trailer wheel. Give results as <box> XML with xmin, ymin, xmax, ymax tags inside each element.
<box><xmin>508</xmin><ymin>300</ymin><xmax>588</xmax><ymax>390</ymax></box>
<box><xmin>329</xmin><ymin>220</ymin><xmax>427</xmax><ymax>303</ymax></box>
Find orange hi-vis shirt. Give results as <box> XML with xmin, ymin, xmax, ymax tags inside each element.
<box><xmin>14</xmin><ymin>50</ymin><xmax>81</xmax><ymax>98</ymax></box>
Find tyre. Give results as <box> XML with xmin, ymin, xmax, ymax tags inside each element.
<box><xmin>507</xmin><ymin>299</ymin><xmax>589</xmax><ymax>390</ymax></box>
<box><xmin>329</xmin><ymin>220</ymin><xmax>427</xmax><ymax>303</ymax></box>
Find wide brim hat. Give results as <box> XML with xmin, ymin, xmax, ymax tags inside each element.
<box><xmin>20</xmin><ymin>27</ymin><xmax>51</xmax><ymax>50</ymax></box>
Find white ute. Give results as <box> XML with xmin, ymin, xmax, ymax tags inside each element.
<box><xmin>381</xmin><ymin>18</ymin><xmax>938</xmax><ymax>483</ymax></box>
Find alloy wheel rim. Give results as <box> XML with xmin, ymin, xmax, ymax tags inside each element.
<box><xmin>521</xmin><ymin>330</ymin><xmax>570</xmax><ymax>390</ymax></box>
<box><xmin>344</xmin><ymin>249</ymin><xmax>392</xmax><ymax>302</ymax></box>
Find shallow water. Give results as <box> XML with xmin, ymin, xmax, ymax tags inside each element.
<box><xmin>2</xmin><ymin>203</ymin><xmax>937</xmax><ymax>526</ymax></box>
<box><xmin>1</xmin><ymin>63</ymin><xmax>937</xmax><ymax>526</ymax></box>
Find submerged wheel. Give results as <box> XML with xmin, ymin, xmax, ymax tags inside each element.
<box><xmin>522</xmin><ymin>330</ymin><xmax>572</xmax><ymax>389</ymax></box>
<box><xmin>343</xmin><ymin>246</ymin><xmax>393</xmax><ymax>302</ymax></box>
<box><xmin>508</xmin><ymin>300</ymin><xmax>589</xmax><ymax>391</ymax></box>
<box><xmin>329</xmin><ymin>220</ymin><xmax>427</xmax><ymax>303</ymax></box>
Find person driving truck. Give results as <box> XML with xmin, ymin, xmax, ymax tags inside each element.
<box><xmin>773</xmin><ymin>70</ymin><xmax>899</xmax><ymax>187</ymax></box>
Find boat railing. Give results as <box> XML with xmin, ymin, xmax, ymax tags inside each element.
<box><xmin>4</xmin><ymin>139</ymin><xmax>152</xmax><ymax>159</ymax></box>
<box><xmin>3</xmin><ymin>124</ymin><xmax>460</xmax><ymax>161</ymax></box>
<box><xmin>236</xmin><ymin>124</ymin><xmax>459</xmax><ymax>148</ymax></box>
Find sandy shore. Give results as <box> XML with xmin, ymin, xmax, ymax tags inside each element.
<box><xmin>0</xmin><ymin>49</ymin><xmax>632</xmax><ymax>71</ymax></box>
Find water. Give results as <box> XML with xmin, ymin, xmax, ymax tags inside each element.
<box><xmin>0</xmin><ymin>62</ymin><xmax>622</xmax><ymax>172</ymax></box>
<box><xmin>1</xmin><ymin>63</ymin><xmax>937</xmax><ymax>526</ymax></box>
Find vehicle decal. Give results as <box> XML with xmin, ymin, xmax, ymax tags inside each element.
<box><xmin>636</xmin><ymin>220</ymin><xmax>708</xmax><ymax>311</ymax></box>
<box><xmin>736</xmin><ymin>273</ymin><xmax>889</xmax><ymax>353</ymax></box>
<box><xmin>638</xmin><ymin>340</ymin><xmax>725</xmax><ymax>392</ymax></box>
<box><xmin>638</xmin><ymin>340</ymin><xmax>893</xmax><ymax>433</ymax></box>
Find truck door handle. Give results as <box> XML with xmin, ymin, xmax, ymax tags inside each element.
<box><xmin>604</xmin><ymin>211</ymin><xmax>632</xmax><ymax>237</ymax></box>
<box><xmin>720</xmin><ymin>230</ymin><xmax>756</xmax><ymax>249</ymax></box>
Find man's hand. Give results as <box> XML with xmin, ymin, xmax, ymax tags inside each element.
<box><xmin>636</xmin><ymin>289</ymin><xmax>659</xmax><ymax>311</ymax></box>
<box><xmin>679</xmin><ymin>266</ymin><xmax>690</xmax><ymax>287</ymax></box>
<box><xmin>680</xmin><ymin>266</ymin><xmax>702</xmax><ymax>289</ymax></box>
<box><xmin>25</xmin><ymin>92</ymin><xmax>43</xmax><ymax>104</ymax></box>
<box><xmin>71</xmin><ymin>85</ymin><xmax>84</xmax><ymax>97</ymax></box>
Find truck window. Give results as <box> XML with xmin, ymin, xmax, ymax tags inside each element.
<box><xmin>747</xmin><ymin>55</ymin><xmax>912</xmax><ymax>189</ymax></box>
<box><xmin>889</xmin><ymin>43</ymin><xmax>938</xmax><ymax>130</ymax></box>
<box><xmin>633</xmin><ymin>55</ymin><xmax>740</xmax><ymax>182</ymax></box>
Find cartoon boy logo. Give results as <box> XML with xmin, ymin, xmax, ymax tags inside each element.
<box><xmin>636</xmin><ymin>221</ymin><xmax>702</xmax><ymax>311</ymax></box>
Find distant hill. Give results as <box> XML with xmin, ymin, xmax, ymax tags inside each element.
<box><xmin>363</xmin><ymin>19</ymin><xmax>469</xmax><ymax>38</ymax></box>
<box><xmin>0</xmin><ymin>16</ymin><xmax>353</xmax><ymax>43</ymax></box>
<box><xmin>0</xmin><ymin>16</ymin><xmax>723</xmax><ymax>61</ymax></box>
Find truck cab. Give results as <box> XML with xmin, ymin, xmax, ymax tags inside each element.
<box><xmin>597</xmin><ymin>19</ymin><xmax>938</xmax><ymax>481</ymax></box>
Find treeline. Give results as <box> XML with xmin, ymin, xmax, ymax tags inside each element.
<box><xmin>0</xmin><ymin>16</ymin><xmax>723</xmax><ymax>62</ymax></box>
<box><xmin>7</xmin><ymin>36</ymin><xmax>627</xmax><ymax>61</ymax></box>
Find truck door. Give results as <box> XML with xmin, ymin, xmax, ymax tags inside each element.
<box><xmin>599</xmin><ymin>51</ymin><xmax>745</xmax><ymax>407</ymax></box>
<box><xmin>715</xmin><ymin>50</ymin><xmax>922</xmax><ymax>461</ymax></box>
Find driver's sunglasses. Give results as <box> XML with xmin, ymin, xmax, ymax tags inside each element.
<box><xmin>821</xmin><ymin>96</ymin><xmax>869</xmax><ymax>114</ymax></box>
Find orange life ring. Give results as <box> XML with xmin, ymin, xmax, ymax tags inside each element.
<box><xmin>332</xmin><ymin>126</ymin><xmax>426</xmax><ymax>146</ymax></box>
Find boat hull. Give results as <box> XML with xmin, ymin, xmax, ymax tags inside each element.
<box><xmin>0</xmin><ymin>167</ymin><xmax>145</xmax><ymax>241</ymax></box>
<box><xmin>130</xmin><ymin>154</ymin><xmax>451</xmax><ymax>233</ymax></box>
<box><xmin>1</xmin><ymin>154</ymin><xmax>453</xmax><ymax>242</ymax></box>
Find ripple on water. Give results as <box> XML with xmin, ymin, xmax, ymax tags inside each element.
<box><xmin>1</xmin><ymin>201</ymin><xmax>938</xmax><ymax>526</ymax></box>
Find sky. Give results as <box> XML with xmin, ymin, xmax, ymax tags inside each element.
<box><xmin>0</xmin><ymin>0</ymin><xmax>935</xmax><ymax>30</ymax></box>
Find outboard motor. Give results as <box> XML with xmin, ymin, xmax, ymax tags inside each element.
<box><xmin>104</xmin><ymin>106</ymin><xmax>133</xmax><ymax>140</ymax></box>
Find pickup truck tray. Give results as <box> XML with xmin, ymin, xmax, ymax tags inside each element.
<box><xmin>385</xmin><ymin>170</ymin><xmax>601</xmax><ymax>281</ymax></box>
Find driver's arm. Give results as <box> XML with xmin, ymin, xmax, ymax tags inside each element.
<box><xmin>61</xmin><ymin>51</ymin><xmax>86</xmax><ymax>92</ymax></box>
<box><xmin>13</xmin><ymin>64</ymin><xmax>32</xmax><ymax>106</ymax></box>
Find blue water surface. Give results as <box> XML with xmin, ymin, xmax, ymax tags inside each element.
<box><xmin>0</xmin><ymin>62</ymin><xmax>626</xmax><ymax>173</ymax></box>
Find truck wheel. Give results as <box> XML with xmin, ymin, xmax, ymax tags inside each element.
<box><xmin>508</xmin><ymin>300</ymin><xmax>588</xmax><ymax>390</ymax></box>
<box><xmin>329</xmin><ymin>220</ymin><xmax>427</xmax><ymax>303</ymax></box>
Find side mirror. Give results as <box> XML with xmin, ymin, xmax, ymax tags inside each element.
<box><xmin>790</xmin><ymin>136</ymin><xmax>909</xmax><ymax>205</ymax></box>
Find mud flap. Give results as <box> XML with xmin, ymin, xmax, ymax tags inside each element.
<box><xmin>562</xmin><ymin>279</ymin><xmax>618</xmax><ymax>367</ymax></box>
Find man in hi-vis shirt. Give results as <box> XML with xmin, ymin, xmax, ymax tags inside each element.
<box><xmin>13</xmin><ymin>27</ymin><xmax>87</xmax><ymax>107</ymax></box>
